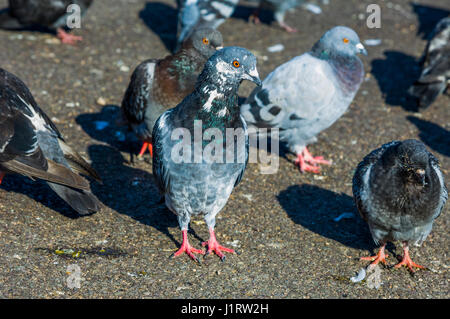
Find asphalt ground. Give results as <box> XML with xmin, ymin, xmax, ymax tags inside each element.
<box><xmin>0</xmin><ymin>0</ymin><xmax>448</xmax><ymax>298</ymax></box>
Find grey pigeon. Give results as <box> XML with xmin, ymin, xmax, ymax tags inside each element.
<box><xmin>0</xmin><ymin>68</ymin><xmax>102</xmax><ymax>215</ymax></box>
<box><xmin>353</xmin><ymin>140</ymin><xmax>447</xmax><ymax>272</ymax></box>
<box><xmin>120</xmin><ymin>28</ymin><xmax>223</xmax><ymax>159</ymax></box>
<box><xmin>176</xmin><ymin>0</ymin><xmax>238</xmax><ymax>52</ymax></box>
<box><xmin>152</xmin><ymin>47</ymin><xmax>261</xmax><ymax>261</ymax></box>
<box><xmin>408</xmin><ymin>17</ymin><xmax>450</xmax><ymax>110</ymax></box>
<box><xmin>0</xmin><ymin>0</ymin><xmax>93</xmax><ymax>44</ymax></box>
<box><xmin>249</xmin><ymin>0</ymin><xmax>324</xmax><ymax>33</ymax></box>
<box><xmin>241</xmin><ymin>26</ymin><xmax>366</xmax><ymax>173</ymax></box>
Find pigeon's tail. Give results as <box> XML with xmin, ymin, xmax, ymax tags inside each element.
<box><xmin>47</xmin><ymin>182</ymin><xmax>102</xmax><ymax>215</ymax></box>
<box><xmin>408</xmin><ymin>80</ymin><xmax>447</xmax><ymax>109</ymax></box>
<box><xmin>0</xmin><ymin>9</ymin><xmax>23</xmax><ymax>29</ymax></box>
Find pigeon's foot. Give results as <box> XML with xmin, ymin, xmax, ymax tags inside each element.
<box><xmin>138</xmin><ymin>142</ymin><xmax>153</xmax><ymax>158</ymax></box>
<box><xmin>171</xmin><ymin>230</ymin><xmax>205</xmax><ymax>262</ymax></box>
<box><xmin>295</xmin><ymin>147</ymin><xmax>332</xmax><ymax>173</ymax></box>
<box><xmin>394</xmin><ymin>244</ymin><xmax>426</xmax><ymax>272</ymax></box>
<box><xmin>57</xmin><ymin>28</ymin><xmax>83</xmax><ymax>45</ymax></box>
<box><xmin>0</xmin><ymin>171</ymin><xmax>5</xmax><ymax>185</ymax></box>
<box><xmin>279</xmin><ymin>21</ymin><xmax>298</xmax><ymax>33</ymax></box>
<box><xmin>249</xmin><ymin>9</ymin><xmax>261</xmax><ymax>24</ymax></box>
<box><xmin>360</xmin><ymin>245</ymin><xmax>388</xmax><ymax>266</ymax></box>
<box><xmin>202</xmin><ymin>227</ymin><xmax>236</xmax><ymax>261</ymax></box>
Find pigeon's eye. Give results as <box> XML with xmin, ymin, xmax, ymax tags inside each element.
<box><xmin>202</xmin><ymin>38</ymin><xmax>209</xmax><ymax>45</ymax></box>
<box><xmin>343</xmin><ymin>38</ymin><xmax>349</xmax><ymax>44</ymax></box>
<box><xmin>232</xmin><ymin>60</ymin><xmax>240</xmax><ymax>68</ymax></box>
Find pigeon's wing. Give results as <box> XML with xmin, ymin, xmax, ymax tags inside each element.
<box><xmin>409</xmin><ymin>17</ymin><xmax>450</xmax><ymax>109</ymax></box>
<box><xmin>352</xmin><ymin>141</ymin><xmax>401</xmax><ymax>222</ymax></box>
<box><xmin>121</xmin><ymin>59</ymin><xmax>159</xmax><ymax>125</ymax></box>
<box><xmin>176</xmin><ymin>0</ymin><xmax>200</xmax><ymax>49</ymax></box>
<box><xmin>8</xmin><ymin>0</ymin><xmax>70</xmax><ymax>27</ymax></box>
<box><xmin>429</xmin><ymin>152</ymin><xmax>448</xmax><ymax>220</ymax></box>
<box><xmin>152</xmin><ymin>110</ymin><xmax>174</xmax><ymax>194</ymax></box>
<box><xmin>241</xmin><ymin>54</ymin><xmax>337</xmax><ymax>131</ymax></box>
<box><xmin>234</xmin><ymin>114</ymin><xmax>249</xmax><ymax>187</ymax></box>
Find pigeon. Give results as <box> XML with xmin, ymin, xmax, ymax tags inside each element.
<box><xmin>240</xmin><ymin>26</ymin><xmax>367</xmax><ymax>173</ymax></box>
<box><xmin>0</xmin><ymin>0</ymin><xmax>93</xmax><ymax>44</ymax></box>
<box><xmin>408</xmin><ymin>17</ymin><xmax>450</xmax><ymax>110</ymax></box>
<box><xmin>120</xmin><ymin>28</ymin><xmax>223</xmax><ymax>159</ymax></box>
<box><xmin>152</xmin><ymin>46</ymin><xmax>261</xmax><ymax>261</ymax></box>
<box><xmin>249</xmin><ymin>0</ymin><xmax>324</xmax><ymax>33</ymax></box>
<box><xmin>176</xmin><ymin>0</ymin><xmax>238</xmax><ymax>52</ymax></box>
<box><xmin>353</xmin><ymin>140</ymin><xmax>447</xmax><ymax>272</ymax></box>
<box><xmin>0</xmin><ymin>68</ymin><xmax>102</xmax><ymax>215</ymax></box>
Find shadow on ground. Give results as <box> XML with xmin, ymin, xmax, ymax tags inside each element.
<box><xmin>87</xmin><ymin>144</ymin><xmax>196</xmax><ymax>247</ymax></box>
<box><xmin>139</xmin><ymin>1</ymin><xmax>178</xmax><ymax>52</ymax></box>
<box><xmin>277</xmin><ymin>184</ymin><xmax>373</xmax><ymax>251</ymax></box>
<box><xmin>407</xmin><ymin>116</ymin><xmax>450</xmax><ymax>157</ymax></box>
<box><xmin>411</xmin><ymin>3</ymin><xmax>450</xmax><ymax>39</ymax></box>
<box><xmin>371</xmin><ymin>50</ymin><xmax>422</xmax><ymax>111</ymax></box>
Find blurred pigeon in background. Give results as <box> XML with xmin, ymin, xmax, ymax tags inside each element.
<box><xmin>120</xmin><ymin>28</ymin><xmax>223</xmax><ymax>159</ymax></box>
<box><xmin>241</xmin><ymin>26</ymin><xmax>366</xmax><ymax>173</ymax></box>
<box><xmin>353</xmin><ymin>140</ymin><xmax>447</xmax><ymax>272</ymax></box>
<box><xmin>0</xmin><ymin>0</ymin><xmax>93</xmax><ymax>44</ymax></box>
<box><xmin>176</xmin><ymin>0</ymin><xmax>238</xmax><ymax>52</ymax></box>
<box><xmin>249</xmin><ymin>0</ymin><xmax>325</xmax><ymax>33</ymax></box>
<box><xmin>408</xmin><ymin>17</ymin><xmax>450</xmax><ymax>110</ymax></box>
<box><xmin>152</xmin><ymin>47</ymin><xmax>261</xmax><ymax>261</ymax></box>
<box><xmin>0</xmin><ymin>68</ymin><xmax>102</xmax><ymax>215</ymax></box>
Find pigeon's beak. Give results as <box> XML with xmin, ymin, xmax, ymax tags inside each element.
<box><xmin>215</xmin><ymin>46</ymin><xmax>223</xmax><ymax>50</ymax></box>
<box><xmin>414</xmin><ymin>168</ymin><xmax>426</xmax><ymax>186</ymax></box>
<box><xmin>356</xmin><ymin>43</ymin><xmax>368</xmax><ymax>56</ymax></box>
<box><xmin>245</xmin><ymin>67</ymin><xmax>262</xmax><ymax>86</ymax></box>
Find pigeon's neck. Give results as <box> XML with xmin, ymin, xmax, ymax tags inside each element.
<box><xmin>313</xmin><ymin>50</ymin><xmax>364</xmax><ymax>94</ymax></box>
<box><xmin>194</xmin><ymin>81</ymin><xmax>241</xmax><ymax>128</ymax></box>
<box><xmin>169</xmin><ymin>48</ymin><xmax>207</xmax><ymax>85</ymax></box>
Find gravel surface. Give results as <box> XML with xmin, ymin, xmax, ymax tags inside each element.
<box><xmin>0</xmin><ymin>0</ymin><xmax>448</xmax><ymax>298</ymax></box>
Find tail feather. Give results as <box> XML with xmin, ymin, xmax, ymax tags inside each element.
<box><xmin>408</xmin><ymin>81</ymin><xmax>446</xmax><ymax>109</ymax></box>
<box><xmin>47</xmin><ymin>183</ymin><xmax>102</xmax><ymax>215</ymax></box>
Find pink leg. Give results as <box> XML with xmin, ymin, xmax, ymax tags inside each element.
<box><xmin>202</xmin><ymin>227</ymin><xmax>236</xmax><ymax>261</ymax></box>
<box><xmin>138</xmin><ymin>142</ymin><xmax>153</xmax><ymax>158</ymax></box>
<box><xmin>57</xmin><ymin>28</ymin><xmax>83</xmax><ymax>45</ymax></box>
<box><xmin>294</xmin><ymin>147</ymin><xmax>332</xmax><ymax>173</ymax></box>
<box><xmin>360</xmin><ymin>244</ymin><xmax>388</xmax><ymax>266</ymax></box>
<box><xmin>279</xmin><ymin>21</ymin><xmax>298</xmax><ymax>33</ymax></box>
<box><xmin>172</xmin><ymin>230</ymin><xmax>205</xmax><ymax>262</ymax></box>
<box><xmin>394</xmin><ymin>243</ymin><xmax>426</xmax><ymax>272</ymax></box>
<box><xmin>249</xmin><ymin>8</ymin><xmax>261</xmax><ymax>24</ymax></box>
<box><xmin>0</xmin><ymin>171</ymin><xmax>5</xmax><ymax>185</ymax></box>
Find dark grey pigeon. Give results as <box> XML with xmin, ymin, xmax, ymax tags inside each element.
<box><xmin>0</xmin><ymin>68</ymin><xmax>102</xmax><ymax>215</ymax></box>
<box><xmin>408</xmin><ymin>17</ymin><xmax>450</xmax><ymax>110</ymax></box>
<box><xmin>176</xmin><ymin>0</ymin><xmax>237</xmax><ymax>52</ymax></box>
<box><xmin>0</xmin><ymin>0</ymin><xmax>93</xmax><ymax>44</ymax></box>
<box><xmin>152</xmin><ymin>46</ymin><xmax>261</xmax><ymax>261</ymax></box>
<box><xmin>353</xmin><ymin>139</ymin><xmax>447</xmax><ymax>272</ymax></box>
<box><xmin>249</xmin><ymin>0</ymin><xmax>324</xmax><ymax>33</ymax></box>
<box><xmin>241</xmin><ymin>26</ymin><xmax>366</xmax><ymax>173</ymax></box>
<box><xmin>120</xmin><ymin>28</ymin><xmax>223</xmax><ymax>159</ymax></box>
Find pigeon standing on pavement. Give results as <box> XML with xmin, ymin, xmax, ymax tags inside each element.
<box><xmin>0</xmin><ymin>68</ymin><xmax>102</xmax><ymax>215</ymax></box>
<box><xmin>0</xmin><ymin>0</ymin><xmax>93</xmax><ymax>44</ymax></box>
<box><xmin>408</xmin><ymin>17</ymin><xmax>450</xmax><ymax>110</ymax></box>
<box><xmin>241</xmin><ymin>26</ymin><xmax>367</xmax><ymax>173</ymax></box>
<box><xmin>353</xmin><ymin>140</ymin><xmax>447</xmax><ymax>271</ymax></box>
<box><xmin>120</xmin><ymin>28</ymin><xmax>223</xmax><ymax>159</ymax></box>
<box><xmin>176</xmin><ymin>0</ymin><xmax>238</xmax><ymax>52</ymax></box>
<box><xmin>249</xmin><ymin>0</ymin><xmax>324</xmax><ymax>33</ymax></box>
<box><xmin>152</xmin><ymin>47</ymin><xmax>261</xmax><ymax>261</ymax></box>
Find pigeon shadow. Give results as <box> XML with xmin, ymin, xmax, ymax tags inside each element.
<box><xmin>0</xmin><ymin>175</ymin><xmax>89</xmax><ymax>219</ymax></box>
<box><xmin>411</xmin><ymin>3</ymin><xmax>450</xmax><ymax>39</ymax></box>
<box><xmin>139</xmin><ymin>1</ymin><xmax>178</xmax><ymax>52</ymax></box>
<box><xmin>371</xmin><ymin>50</ymin><xmax>422</xmax><ymax>111</ymax></box>
<box><xmin>76</xmin><ymin>105</ymin><xmax>141</xmax><ymax>157</ymax></box>
<box><xmin>407</xmin><ymin>116</ymin><xmax>450</xmax><ymax>157</ymax></box>
<box><xmin>277</xmin><ymin>184</ymin><xmax>374</xmax><ymax>251</ymax></box>
<box><xmin>87</xmin><ymin>144</ymin><xmax>202</xmax><ymax>248</ymax></box>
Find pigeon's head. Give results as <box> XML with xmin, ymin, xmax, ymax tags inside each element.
<box><xmin>394</xmin><ymin>139</ymin><xmax>431</xmax><ymax>187</ymax></box>
<box><xmin>187</xmin><ymin>28</ymin><xmax>223</xmax><ymax>58</ymax></box>
<box><xmin>313</xmin><ymin>26</ymin><xmax>368</xmax><ymax>58</ymax></box>
<box><xmin>202</xmin><ymin>46</ymin><xmax>261</xmax><ymax>87</ymax></box>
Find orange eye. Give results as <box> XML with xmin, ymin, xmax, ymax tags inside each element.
<box><xmin>202</xmin><ymin>38</ymin><xmax>209</xmax><ymax>44</ymax></box>
<box><xmin>343</xmin><ymin>38</ymin><xmax>349</xmax><ymax>43</ymax></box>
<box><xmin>233</xmin><ymin>60</ymin><xmax>240</xmax><ymax>68</ymax></box>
